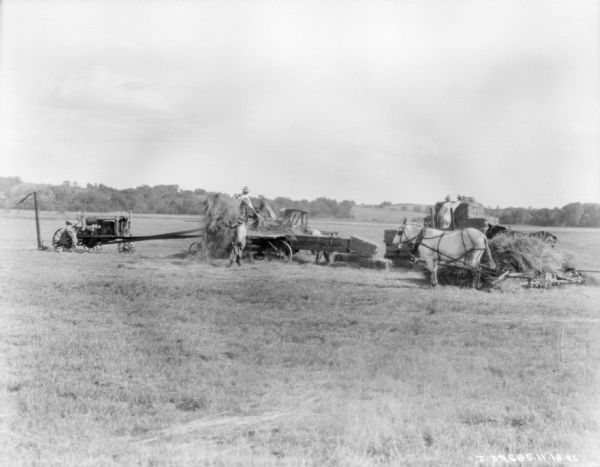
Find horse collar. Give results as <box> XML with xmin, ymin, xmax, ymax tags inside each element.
<box><xmin>411</xmin><ymin>227</ymin><xmax>425</xmax><ymax>256</ymax></box>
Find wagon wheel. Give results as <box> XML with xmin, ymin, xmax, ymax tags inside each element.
<box><xmin>279</xmin><ymin>240</ymin><xmax>293</xmax><ymax>262</ymax></box>
<box><xmin>188</xmin><ymin>241</ymin><xmax>204</xmax><ymax>252</ymax></box>
<box><xmin>52</xmin><ymin>228</ymin><xmax>74</xmax><ymax>250</ymax></box>
<box><xmin>118</xmin><ymin>241</ymin><xmax>135</xmax><ymax>253</ymax></box>
<box><xmin>264</xmin><ymin>240</ymin><xmax>293</xmax><ymax>262</ymax></box>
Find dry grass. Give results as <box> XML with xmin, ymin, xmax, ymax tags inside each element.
<box><xmin>490</xmin><ymin>233</ymin><xmax>573</xmax><ymax>274</ymax></box>
<box><xmin>200</xmin><ymin>194</ymin><xmax>239</xmax><ymax>258</ymax></box>
<box><xmin>1</xmin><ymin>214</ymin><xmax>600</xmax><ymax>466</ymax></box>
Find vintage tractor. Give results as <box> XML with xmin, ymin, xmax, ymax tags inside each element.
<box><xmin>52</xmin><ymin>214</ymin><xmax>134</xmax><ymax>252</ymax></box>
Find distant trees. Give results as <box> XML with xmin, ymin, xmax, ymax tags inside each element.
<box><xmin>488</xmin><ymin>203</ymin><xmax>600</xmax><ymax>227</ymax></box>
<box><xmin>1</xmin><ymin>177</ymin><xmax>356</xmax><ymax>219</ymax></box>
<box><xmin>269</xmin><ymin>196</ymin><xmax>355</xmax><ymax>218</ymax></box>
<box><xmin>3</xmin><ymin>176</ymin><xmax>598</xmax><ymax>225</ymax></box>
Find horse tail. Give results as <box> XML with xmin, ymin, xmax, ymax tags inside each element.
<box><xmin>483</xmin><ymin>236</ymin><xmax>496</xmax><ymax>269</ymax></box>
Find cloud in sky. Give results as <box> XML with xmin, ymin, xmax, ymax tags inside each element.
<box><xmin>1</xmin><ymin>0</ymin><xmax>598</xmax><ymax>207</ymax></box>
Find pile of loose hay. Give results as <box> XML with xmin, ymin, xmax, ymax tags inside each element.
<box><xmin>200</xmin><ymin>193</ymin><xmax>240</xmax><ymax>258</ymax></box>
<box><xmin>489</xmin><ymin>232</ymin><xmax>572</xmax><ymax>274</ymax></box>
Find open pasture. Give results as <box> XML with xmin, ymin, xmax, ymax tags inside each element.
<box><xmin>1</xmin><ymin>212</ymin><xmax>600</xmax><ymax>466</ymax></box>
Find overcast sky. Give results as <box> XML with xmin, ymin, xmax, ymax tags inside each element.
<box><xmin>1</xmin><ymin>0</ymin><xmax>598</xmax><ymax>207</ymax></box>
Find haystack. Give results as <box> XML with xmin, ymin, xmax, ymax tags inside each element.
<box><xmin>489</xmin><ymin>232</ymin><xmax>571</xmax><ymax>274</ymax></box>
<box><xmin>200</xmin><ymin>193</ymin><xmax>239</xmax><ymax>258</ymax></box>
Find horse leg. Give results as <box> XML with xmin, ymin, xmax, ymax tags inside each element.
<box><xmin>235</xmin><ymin>245</ymin><xmax>242</xmax><ymax>266</ymax></box>
<box><xmin>432</xmin><ymin>262</ymin><xmax>439</xmax><ymax>287</ymax></box>
<box><xmin>472</xmin><ymin>266</ymin><xmax>481</xmax><ymax>288</ymax></box>
<box><xmin>426</xmin><ymin>258</ymin><xmax>438</xmax><ymax>288</ymax></box>
<box><xmin>484</xmin><ymin>238</ymin><xmax>496</xmax><ymax>269</ymax></box>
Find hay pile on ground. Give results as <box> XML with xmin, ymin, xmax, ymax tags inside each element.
<box><xmin>489</xmin><ymin>232</ymin><xmax>572</xmax><ymax>274</ymax></box>
<box><xmin>200</xmin><ymin>193</ymin><xmax>239</xmax><ymax>258</ymax></box>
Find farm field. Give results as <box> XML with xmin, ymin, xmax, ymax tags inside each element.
<box><xmin>1</xmin><ymin>212</ymin><xmax>600</xmax><ymax>466</ymax></box>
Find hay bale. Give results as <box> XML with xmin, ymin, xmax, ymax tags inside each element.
<box><xmin>331</xmin><ymin>252</ymin><xmax>362</xmax><ymax>263</ymax></box>
<box><xmin>329</xmin><ymin>253</ymin><xmax>390</xmax><ymax>270</ymax></box>
<box><xmin>360</xmin><ymin>258</ymin><xmax>390</xmax><ymax>270</ymax></box>
<box><xmin>348</xmin><ymin>236</ymin><xmax>378</xmax><ymax>258</ymax></box>
<box><xmin>456</xmin><ymin>218</ymin><xmax>488</xmax><ymax>231</ymax></box>
<box><xmin>384</xmin><ymin>229</ymin><xmax>398</xmax><ymax>245</ymax></box>
<box><xmin>454</xmin><ymin>201</ymin><xmax>486</xmax><ymax>219</ymax></box>
<box><xmin>200</xmin><ymin>193</ymin><xmax>239</xmax><ymax>258</ymax></box>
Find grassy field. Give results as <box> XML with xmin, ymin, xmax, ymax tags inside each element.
<box><xmin>1</xmin><ymin>211</ymin><xmax>600</xmax><ymax>466</ymax></box>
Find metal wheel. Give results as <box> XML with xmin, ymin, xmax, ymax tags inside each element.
<box><xmin>263</xmin><ymin>239</ymin><xmax>293</xmax><ymax>262</ymax></box>
<box><xmin>118</xmin><ymin>242</ymin><xmax>135</xmax><ymax>253</ymax></box>
<box><xmin>188</xmin><ymin>241</ymin><xmax>204</xmax><ymax>252</ymax></box>
<box><xmin>52</xmin><ymin>228</ymin><xmax>74</xmax><ymax>249</ymax></box>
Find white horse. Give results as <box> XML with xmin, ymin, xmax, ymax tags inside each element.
<box><xmin>229</xmin><ymin>221</ymin><xmax>247</xmax><ymax>266</ymax></box>
<box><xmin>393</xmin><ymin>220</ymin><xmax>496</xmax><ymax>288</ymax></box>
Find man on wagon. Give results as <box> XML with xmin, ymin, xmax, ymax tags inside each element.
<box><xmin>233</xmin><ymin>186</ymin><xmax>262</xmax><ymax>228</ymax></box>
<box><xmin>233</xmin><ymin>186</ymin><xmax>257</xmax><ymax>219</ymax></box>
<box><xmin>437</xmin><ymin>195</ymin><xmax>459</xmax><ymax>229</ymax></box>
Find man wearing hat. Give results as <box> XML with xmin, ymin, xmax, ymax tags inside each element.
<box><xmin>64</xmin><ymin>220</ymin><xmax>80</xmax><ymax>250</ymax></box>
<box><xmin>233</xmin><ymin>186</ymin><xmax>258</xmax><ymax>220</ymax></box>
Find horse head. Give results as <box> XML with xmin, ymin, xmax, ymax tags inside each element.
<box><xmin>485</xmin><ymin>224</ymin><xmax>507</xmax><ymax>240</ymax></box>
<box><xmin>393</xmin><ymin>220</ymin><xmax>420</xmax><ymax>247</ymax></box>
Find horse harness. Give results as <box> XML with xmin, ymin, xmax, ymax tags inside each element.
<box><xmin>397</xmin><ymin>226</ymin><xmax>485</xmax><ymax>265</ymax></box>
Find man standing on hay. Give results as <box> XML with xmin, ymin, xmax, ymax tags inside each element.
<box><xmin>233</xmin><ymin>186</ymin><xmax>260</xmax><ymax>225</ymax></box>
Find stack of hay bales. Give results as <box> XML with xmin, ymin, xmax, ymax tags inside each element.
<box><xmin>454</xmin><ymin>200</ymin><xmax>498</xmax><ymax>230</ymax></box>
<box><xmin>454</xmin><ymin>200</ymin><xmax>485</xmax><ymax>220</ymax></box>
<box><xmin>199</xmin><ymin>193</ymin><xmax>239</xmax><ymax>258</ymax></box>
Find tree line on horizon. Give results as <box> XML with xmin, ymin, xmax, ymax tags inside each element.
<box><xmin>0</xmin><ymin>177</ymin><xmax>356</xmax><ymax>219</ymax></box>
<box><xmin>1</xmin><ymin>176</ymin><xmax>599</xmax><ymax>227</ymax></box>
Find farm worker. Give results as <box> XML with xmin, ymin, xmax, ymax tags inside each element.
<box><xmin>437</xmin><ymin>195</ymin><xmax>458</xmax><ymax>229</ymax></box>
<box><xmin>64</xmin><ymin>221</ymin><xmax>79</xmax><ymax>250</ymax></box>
<box><xmin>233</xmin><ymin>186</ymin><xmax>258</xmax><ymax>220</ymax></box>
